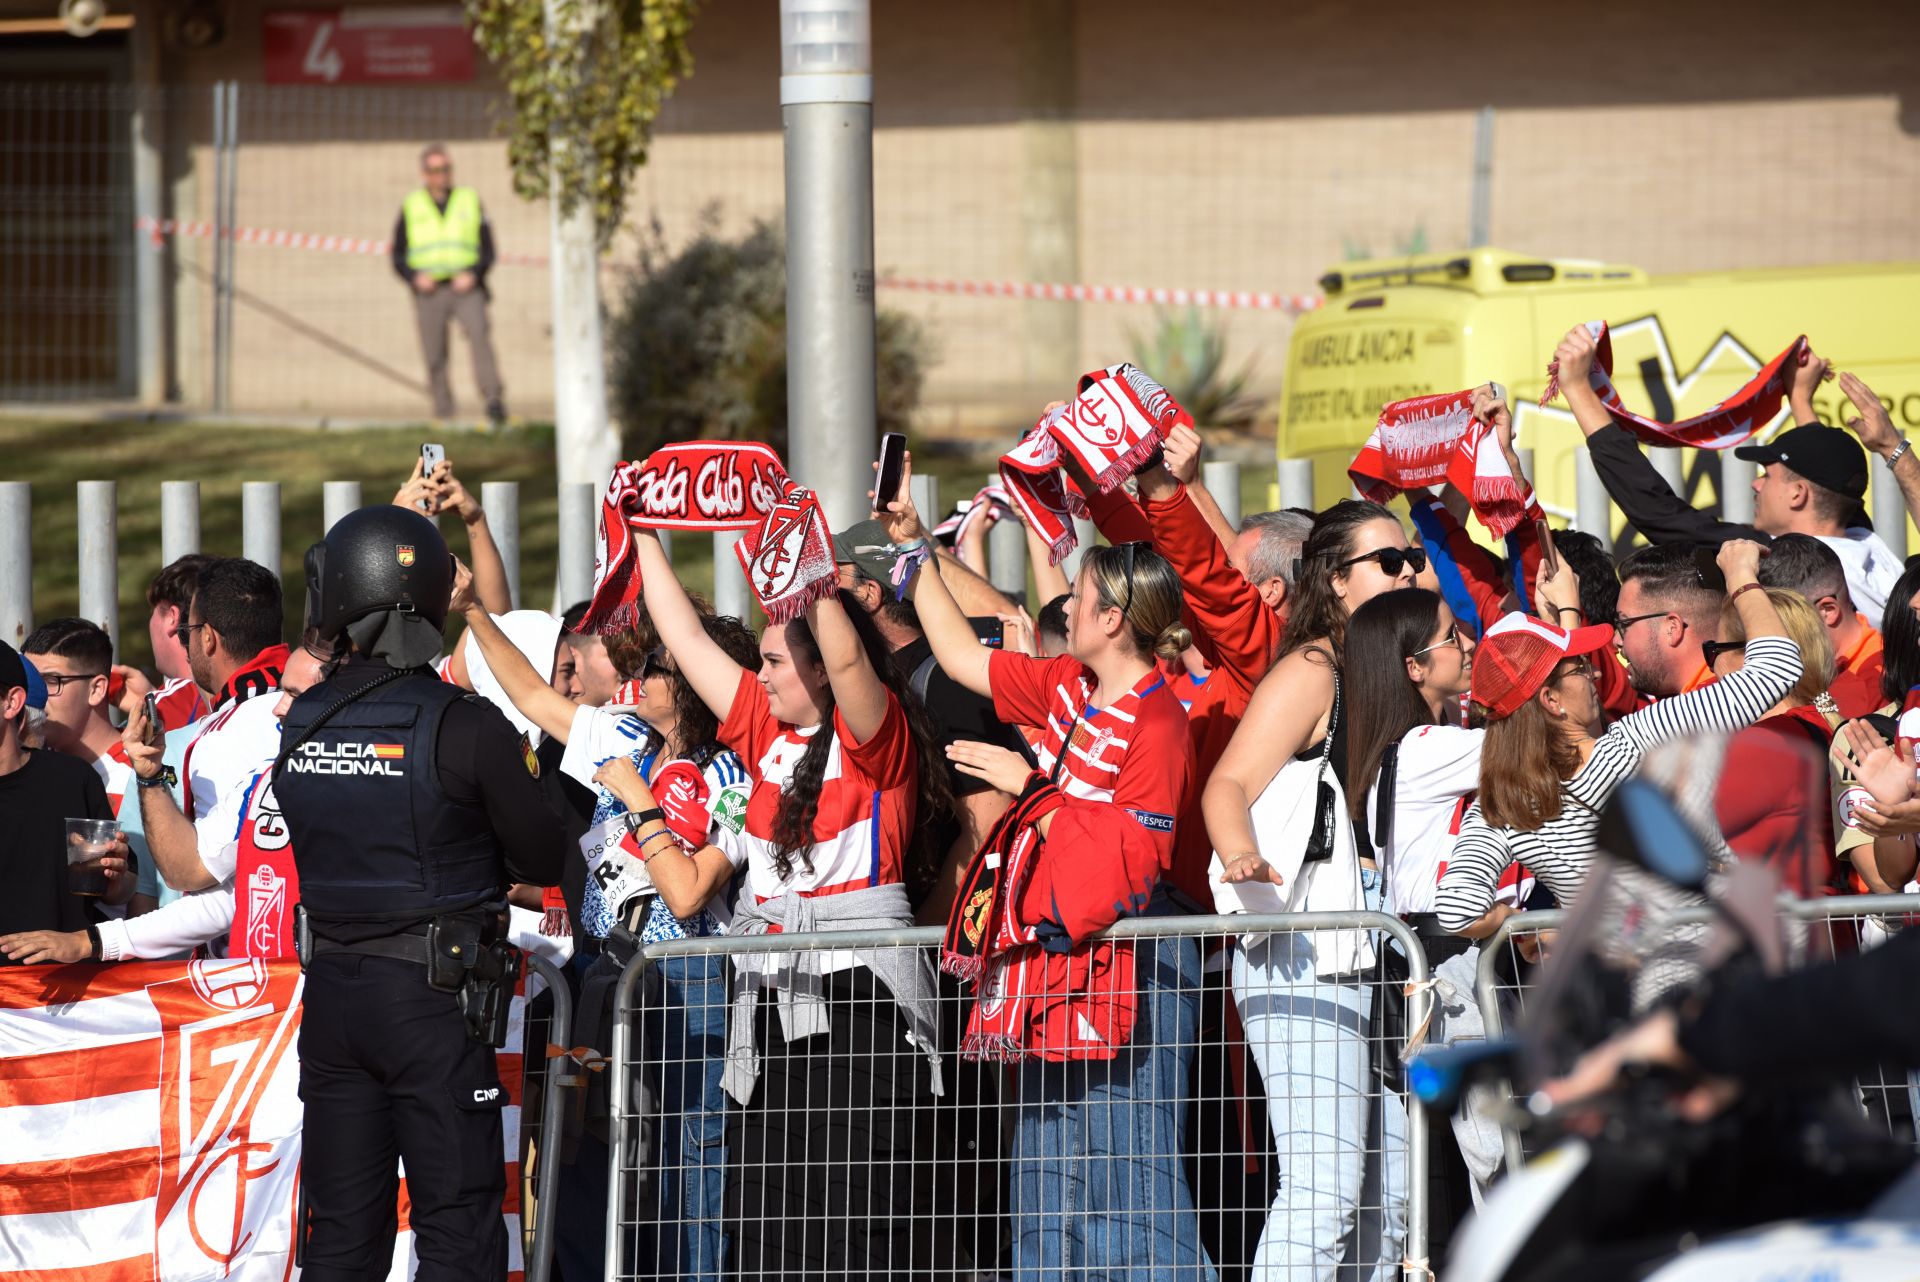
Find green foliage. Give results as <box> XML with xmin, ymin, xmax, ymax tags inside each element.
<box><xmin>465</xmin><ymin>0</ymin><xmax>698</xmax><ymax>237</ymax></box>
<box><xmin>608</xmin><ymin>213</ymin><xmax>932</xmax><ymax>456</ymax></box>
<box><xmin>1127</xmin><ymin>306</ymin><xmax>1259</xmax><ymax>428</ymax></box>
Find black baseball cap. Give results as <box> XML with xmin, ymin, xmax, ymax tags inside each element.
<box><xmin>1734</xmin><ymin>423</ymin><xmax>1869</xmax><ymax>501</ymax></box>
<box><xmin>831</xmin><ymin>519</ymin><xmax>906</xmax><ymax>587</ymax></box>
<box><xmin>0</xmin><ymin>640</ymin><xmax>26</xmax><ymax>696</ymax></box>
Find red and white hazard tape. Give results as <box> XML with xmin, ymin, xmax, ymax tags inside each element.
<box><xmin>877</xmin><ymin>274</ymin><xmax>1322</xmax><ymax>313</ymax></box>
<box><xmin>134</xmin><ymin>216</ymin><xmax>1322</xmax><ymax>311</ymax></box>
<box><xmin>135</xmin><ymin>215</ymin><xmax>548</xmax><ymax>266</ymax></box>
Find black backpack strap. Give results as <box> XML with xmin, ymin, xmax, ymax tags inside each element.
<box><xmin>1372</xmin><ymin>741</ymin><xmax>1399</xmax><ymax>856</ymax></box>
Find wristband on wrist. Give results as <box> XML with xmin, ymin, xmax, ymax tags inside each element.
<box><xmin>1728</xmin><ymin>581</ymin><xmax>1767</xmax><ymax>607</ymax></box>
<box><xmin>136</xmin><ymin>765</ymin><xmax>175</xmax><ymax>789</ymax></box>
<box><xmin>86</xmin><ymin>925</ymin><xmax>103</xmax><ymax>961</ymax></box>
<box><xmin>1554</xmin><ymin>605</ymin><xmax>1582</xmax><ymax>618</ymax></box>
<box><xmin>624</xmin><ymin>808</ymin><xmax>666</xmax><ymax>835</ymax></box>
<box><xmin>1888</xmin><ymin>439</ymin><xmax>1912</xmax><ymax>468</ymax></box>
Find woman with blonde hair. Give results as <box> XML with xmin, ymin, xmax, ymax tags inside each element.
<box><xmin>879</xmin><ymin>454</ymin><xmax>1210</xmax><ymax>1279</ymax></box>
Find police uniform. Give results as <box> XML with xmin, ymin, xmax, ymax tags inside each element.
<box><xmin>390</xmin><ymin>183</ymin><xmax>505</xmax><ymax>423</ymax></box>
<box><xmin>277</xmin><ymin>507</ymin><xmax>564</xmax><ymax>1281</ymax></box>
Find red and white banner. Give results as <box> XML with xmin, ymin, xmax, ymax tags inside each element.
<box><xmin>0</xmin><ymin>960</ymin><xmax>533</xmax><ymax>1282</ymax></box>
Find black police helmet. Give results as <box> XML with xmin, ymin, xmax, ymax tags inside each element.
<box><xmin>313</xmin><ymin>505</ymin><xmax>453</xmax><ymax>638</ymax></box>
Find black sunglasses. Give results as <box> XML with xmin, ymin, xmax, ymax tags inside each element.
<box><xmin>641</xmin><ymin>647</ymin><xmax>672</xmax><ymax>680</ymax></box>
<box><xmin>1701</xmin><ymin>639</ymin><xmax>1745</xmax><ymax>668</ymax></box>
<box><xmin>1112</xmin><ymin>540</ymin><xmax>1148</xmax><ymax>620</ymax></box>
<box><xmin>1337</xmin><ymin>545</ymin><xmax>1427</xmax><ymax>577</ymax></box>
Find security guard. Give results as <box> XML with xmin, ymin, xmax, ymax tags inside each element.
<box><xmin>276</xmin><ymin>505</ymin><xmax>564</xmax><ymax>1281</ymax></box>
<box><xmin>390</xmin><ymin>143</ymin><xmax>507</xmax><ymax>427</ymax></box>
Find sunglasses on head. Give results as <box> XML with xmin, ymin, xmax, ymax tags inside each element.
<box><xmin>1337</xmin><ymin>545</ymin><xmax>1427</xmax><ymax>577</ymax></box>
<box><xmin>1106</xmin><ymin>540</ymin><xmax>1148</xmax><ymax>620</ymax></box>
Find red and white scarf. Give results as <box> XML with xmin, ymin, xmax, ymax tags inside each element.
<box><xmin>933</xmin><ymin>482</ymin><xmax>1017</xmax><ymax>548</ymax></box>
<box><xmin>1349</xmin><ymin>388</ymin><xmax>1530</xmax><ymax>538</ymax></box>
<box><xmin>733</xmin><ymin>479</ymin><xmax>837</xmax><ymax>624</ymax></box>
<box><xmin>581</xmin><ymin>443</ymin><xmax>792</xmax><ymax>635</ymax></box>
<box><xmin>995</xmin><ymin>362</ymin><xmax>1190</xmax><ymax>565</ymax></box>
<box><xmin>1543</xmin><ymin>321</ymin><xmax>1809</xmax><ymax>449</ymax></box>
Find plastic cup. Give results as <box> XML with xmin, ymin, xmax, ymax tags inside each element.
<box><xmin>65</xmin><ymin>818</ymin><xmax>119</xmax><ymax>898</ymax></box>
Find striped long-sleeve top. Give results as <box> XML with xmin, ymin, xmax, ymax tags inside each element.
<box><xmin>1435</xmin><ymin>634</ymin><xmax>1802</xmax><ymax>933</ymax></box>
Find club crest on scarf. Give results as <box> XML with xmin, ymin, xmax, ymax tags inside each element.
<box><xmin>580</xmin><ymin>442</ymin><xmax>795</xmax><ymax>636</ymax></box>
<box><xmin>1349</xmin><ymin>386</ymin><xmax>1530</xmax><ymax>538</ymax></box>
<box><xmin>733</xmin><ymin>480</ymin><xmax>837</xmax><ymax>624</ymax></box>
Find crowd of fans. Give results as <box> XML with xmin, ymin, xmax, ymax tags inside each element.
<box><xmin>2</xmin><ymin>325</ymin><xmax>1918</xmax><ymax>1281</ymax></box>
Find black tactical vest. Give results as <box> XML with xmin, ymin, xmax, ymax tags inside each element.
<box><xmin>278</xmin><ymin>671</ymin><xmax>503</xmax><ymax>923</ymax></box>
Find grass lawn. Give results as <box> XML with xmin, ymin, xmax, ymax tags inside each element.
<box><xmin>2</xmin><ymin>417</ymin><xmax>1035</xmax><ymax>673</ymax></box>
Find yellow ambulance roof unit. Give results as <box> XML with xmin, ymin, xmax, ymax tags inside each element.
<box><xmin>1279</xmin><ymin>247</ymin><xmax>1920</xmax><ymax>541</ymax></box>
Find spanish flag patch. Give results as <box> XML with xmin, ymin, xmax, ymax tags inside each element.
<box><xmin>520</xmin><ymin>733</ymin><xmax>540</xmax><ymax>778</ymax></box>
<box><xmin>372</xmin><ymin>744</ymin><xmax>406</xmax><ymax>760</ymax></box>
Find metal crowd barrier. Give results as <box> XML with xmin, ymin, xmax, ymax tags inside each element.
<box><xmin>602</xmin><ymin>911</ymin><xmax>1433</xmax><ymax>1282</ymax></box>
<box><xmin>521</xmin><ymin>953</ymin><xmax>577</xmax><ymax>1282</ymax></box>
<box><xmin>1474</xmin><ymin>894</ymin><xmax>1920</xmax><ymax>1174</ymax></box>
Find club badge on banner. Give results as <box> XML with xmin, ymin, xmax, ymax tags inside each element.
<box><xmin>0</xmin><ymin>960</ymin><xmax>536</xmax><ymax>1282</ymax></box>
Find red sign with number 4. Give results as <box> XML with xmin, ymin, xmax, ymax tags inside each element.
<box><xmin>262</xmin><ymin>6</ymin><xmax>475</xmax><ymax>86</ymax></box>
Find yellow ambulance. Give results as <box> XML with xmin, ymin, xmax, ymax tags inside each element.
<box><xmin>1277</xmin><ymin>248</ymin><xmax>1920</xmax><ymax>543</ymax></box>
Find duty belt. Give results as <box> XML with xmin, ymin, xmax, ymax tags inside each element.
<box><xmin>309</xmin><ymin>931</ymin><xmax>432</xmax><ymax>966</ymax></box>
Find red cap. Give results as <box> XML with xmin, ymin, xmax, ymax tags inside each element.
<box><xmin>1471</xmin><ymin>612</ymin><xmax>1615</xmax><ymax>720</ymax></box>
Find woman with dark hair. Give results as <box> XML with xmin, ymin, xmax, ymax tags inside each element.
<box><xmin>630</xmin><ymin>529</ymin><xmax>952</xmax><ymax>1280</ymax></box>
<box><xmin>1435</xmin><ymin>541</ymin><xmax>1800</xmax><ymax>938</ymax></box>
<box><xmin>876</xmin><ymin>459</ymin><xmax>1207</xmax><ymax>1279</ymax></box>
<box><xmin>1877</xmin><ymin>561</ymin><xmax>1920</xmax><ymax>704</ymax></box>
<box><xmin>591</xmin><ymin>613</ymin><xmax>762</xmax><ymax>1282</ymax></box>
<box><xmin>1827</xmin><ymin>560</ymin><xmax>1920</xmax><ymax>896</ymax></box>
<box><xmin>1203</xmin><ymin>498</ymin><xmax>1422</xmax><ymax>1282</ymax></box>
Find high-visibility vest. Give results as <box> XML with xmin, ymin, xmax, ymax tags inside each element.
<box><xmin>402</xmin><ymin>186</ymin><xmax>482</xmax><ymax>278</ymax></box>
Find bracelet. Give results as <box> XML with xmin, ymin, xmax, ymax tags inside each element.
<box><xmin>1889</xmin><ymin>439</ymin><xmax>1912</xmax><ymax>469</ymax></box>
<box><xmin>1554</xmin><ymin>606</ymin><xmax>1582</xmax><ymax>619</ymax></box>
<box><xmin>135</xmin><ymin>766</ymin><xmax>174</xmax><ymax>790</ymax></box>
<box><xmin>623</xmin><ymin>808</ymin><xmax>665</xmax><ymax>835</ymax></box>
<box><xmin>637</xmin><ymin>831</ymin><xmax>681</xmax><ymax>862</ymax></box>
<box><xmin>1728</xmin><ymin>581</ymin><xmax>1767</xmax><ymax>606</ymax></box>
<box><xmin>86</xmin><ymin>925</ymin><xmax>103</xmax><ymax>961</ymax></box>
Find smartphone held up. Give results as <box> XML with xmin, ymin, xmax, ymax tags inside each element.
<box><xmin>873</xmin><ymin>433</ymin><xmax>907</xmax><ymax>512</ymax></box>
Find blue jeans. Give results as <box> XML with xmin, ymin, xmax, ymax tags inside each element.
<box><xmin>1010</xmin><ymin>934</ymin><xmax>1216</xmax><ymax>1281</ymax></box>
<box><xmin>641</xmin><ymin>952</ymin><xmax>729</xmax><ymax>1282</ymax></box>
<box><xmin>1231</xmin><ymin>868</ymin><xmax>1406</xmax><ymax>1282</ymax></box>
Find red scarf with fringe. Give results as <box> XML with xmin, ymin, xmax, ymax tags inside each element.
<box><xmin>1349</xmin><ymin>387</ymin><xmax>1529</xmax><ymax>538</ymax></box>
<box><xmin>1543</xmin><ymin>321</ymin><xmax>1809</xmax><ymax>449</ymax></box>
<box><xmin>581</xmin><ymin>443</ymin><xmax>791</xmax><ymax>635</ymax></box>
<box><xmin>733</xmin><ymin>479</ymin><xmax>837</xmax><ymax>623</ymax></box>
<box><xmin>997</xmin><ymin>362</ymin><xmax>1191</xmax><ymax>565</ymax></box>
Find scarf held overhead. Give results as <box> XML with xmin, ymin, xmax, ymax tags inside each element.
<box><xmin>581</xmin><ymin>443</ymin><xmax>791</xmax><ymax>635</ymax></box>
<box><xmin>997</xmin><ymin>362</ymin><xmax>1192</xmax><ymax>566</ymax></box>
<box><xmin>733</xmin><ymin>480</ymin><xmax>837</xmax><ymax>624</ymax></box>
<box><xmin>1348</xmin><ymin>385</ymin><xmax>1529</xmax><ymax>538</ymax></box>
<box><xmin>1542</xmin><ymin>320</ymin><xmax>1809</xmax><ymax>449</ymax></box>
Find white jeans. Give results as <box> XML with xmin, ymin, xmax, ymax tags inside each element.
<box><xmin>1232</xmin><ymin>870</ymin><xmax>1407</xmax><ymax>1282</ymax></box>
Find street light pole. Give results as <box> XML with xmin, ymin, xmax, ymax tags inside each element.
<box><xmin>780</xmin><ymin>0</ymin><xmax>875</xmax><ymax>529</ymax></box>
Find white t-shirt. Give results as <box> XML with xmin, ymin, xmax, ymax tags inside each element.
<box><xmin>560</xmin><ymin>702</ymin><xmax>656</xmax><ymax>790</ymax></box>
<box><xmin>181</xmin><ymin>691</ymin><xmax>283</xmax><ymax>883</ymax></box>
<box><xmin>1821</xmin><ymin>528</ymin><xmax>1903</xmax><ymax>624</ymax></box>
<box><xmin>1365</xmin><ymin>723</ymin><xmax>1484</xmax><ymax>917</ymax></box>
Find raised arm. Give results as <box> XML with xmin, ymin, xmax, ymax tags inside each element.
<box><xmin>1840</xmin><ymin>372</ymin><xmax>1920</xmax><ymax>540</ymax></box>
<box><xmin>936</xmin><ymin>548</ymin><xmax>1022</xmax><ymax>617</ymax></box>
<box><xmin>881</xmin><ymin>454</ymin><xmax>994</xmax><ymax>697</ymax></box>
<box><xmin>1160</xmin><ymin>424</ymin><xmax>1238</xmax><ymax>548</ymax></box>
<box><xmin>450</xmin><ymin>561</ymin><xmax>577</xmax><ymax>744</ymax></box>
<box><xmin>1203</xmin><ymin>647</ymin><xmax>1336</xmax><ymax>883</ymax></box>
<box><xmin>804</xmin><ymin>591</ymin><xmax>890</xmax><ymax>746</ymax></box>
<box><xmin>433</xmin><ymin>461</ymin><xmax>513</xmax><ymax>615</ymax></box>
<box><xmin>636</xmin><ymin>530</ymin><xmax>743</xmax><ymax>723</ymax></box>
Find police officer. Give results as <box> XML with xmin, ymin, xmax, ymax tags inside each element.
<box><xmin>391</xmin><ymin>143</ymin><xmax>506</xmax><ymax>427</ymax></box>
<box><xmin>276</xmin><ymin>505</ymin><xmax>564</xmax><ymax>1281</ymax></box>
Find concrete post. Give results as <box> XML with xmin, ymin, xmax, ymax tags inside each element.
<box><xmin>0</xmin><ymin>483</ymin><xmax>29</xmax><ymax>649</ymax></box>
<box><xmin>323</xmin><ymin>482</ymin><xmax>363</xmax><ymax>535</ymax></box>
<box><xmin>77</xmin><ymin>482</ymin><xmax>119</xmax><ymax>656</ymax></box>
<box><xmin>908</xmin><ymin>473</ymin><xmax>940</xmax><ymax>533</ymax></box>
<box><xmin>1278</xmin><ymin>458</ymin><xmax>1314</xmax><ymax>511</ymax></box>
<box><xmin>1203</xmin><ymin>460</ymin><xmax>1242</xmax><ymax>528</ymax></box>
<box><xmin>242</xmin><ymin>482</ymin><xmax>281</xmax><ymax>579</ymax></box>
<box><xmin>130</xmin><ymin>22</ymin><xmax>167</xmax><ymax>406</ymax></box>
<box><xmin>480</xmin><ymin>481</ymin><xmax>522</xmax><ymax>608</ymax></box>
<box><xmin>990</xmin><ymin>517</ymin><xmax>1027</xmax><ymax>602</ymax></box>
<box><xmin>1468</xmin><ymin>105</ymin><xmax>1495</xmax><ymax>249</ymax></box>
<box><xmin>1018</xmin><ymin>0</ymin><xmax>1081</xmax><ymax>394</ymax></box>
<box><xmin>1515</xmin><ymin>447</ymin><xmax>1536</xmax><ymax>488</ymax></box>
<box><xmin>160</xmin><ymin>481</ymin><xmax>201</xmax><ymax>566</ymax></box>
<box><xmin>1872</xmin><ymin>455</ymin><xmax>1909</xmax><ymax>561</ymax></box>
<box><xmin>555</xmin><ymin>481</ymin><xmax>597</xmax><ymax>612</ymax></box>
<box><xmin>1062</xmin><ymin>515</ymin><xmax>1098</xmax><ymax>586</ymax></box>
<box><xmin>713</xmin><ymin>531</ymin><xmax>749</xmax><ymax>621</ymax></box>
<box><xmin>1718</xmin><ymin>451</ymin><xmax>1755</xmax><ymax>526</ymax></box>
<box><xmin>780</xmin><ymin>0</ymin><xmax>876</xmax><ymax>530</ymax></box>
<box><xmin>1575</xmin><ymin>448</ymin><xmax>1611</xmax><ymax>539</ymax></box>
